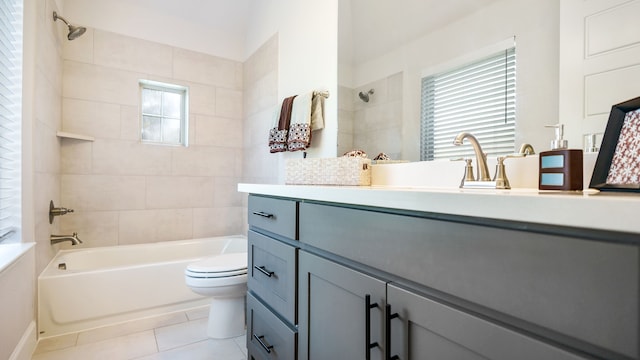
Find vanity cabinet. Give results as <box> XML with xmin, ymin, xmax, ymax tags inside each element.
<box><xmin>298</xmin><ymin>201</ymin><xmax>639</xmax><ymax>360</ymax></box>
<box><xmin>242</xmin><ymin>191</ymin><xmax>639</xmax><ymax>360</ymax></box>
<box><xmin>246</xmin><ymin>195</ymin><xmax>299</xmax><ymax>360</ymax></box>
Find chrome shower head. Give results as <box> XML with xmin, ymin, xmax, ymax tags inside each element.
<box><xmin>358</xmin><ymin>89</ymin><xmax>375</xmax><ymax>103</ymax></box>
<box><xmin>53</xmin><ymin>11</ymin><xmax>86</xmax><ymax>40</ymax></box>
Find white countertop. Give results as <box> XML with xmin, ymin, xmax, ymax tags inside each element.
<box><xmin>238</xmin><ymin>183</ymin><xmax>640</xmax><ymax>235</ymax></box>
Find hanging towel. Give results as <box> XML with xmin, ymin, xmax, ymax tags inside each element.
<box><xmin>310</xmin><ymin>91</ymin><xmax>325</xmax><ymax>131</ymax></box>
<box><xmin>269</xmin><ymin>95</ymin><xmax>297</xmax><ymax>153</ymax></box>
<box><xmin>287</xmin><ymin>92</ymin><xmax>313</xmax><ymax>152</ymax></box>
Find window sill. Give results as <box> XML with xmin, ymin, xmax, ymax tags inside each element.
<box><xmin>0</xmin><ymin>242</ymin><xmax>35</xmax><ymax>274</ymax></box>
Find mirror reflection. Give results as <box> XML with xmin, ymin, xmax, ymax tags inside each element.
<box><xmin>338</xmin><ymin>0</ymin><xmax>560</xmax><ymax>162</ymax></box>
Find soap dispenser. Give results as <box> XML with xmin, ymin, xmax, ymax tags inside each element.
<box><xmin>538</xmin><ymin>124</ymin><xmax>583</xmax><ymax>191</ymax></box>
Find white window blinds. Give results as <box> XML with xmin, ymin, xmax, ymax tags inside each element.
<box><xmin>420</xmin><ymin>47</ymin><xmax>516</xmax><ymax>161</ymax></box>
<box><xmin>0</xmin><ymin>0</ymin><xmax>23</xmax><ymax>243</ymax></box>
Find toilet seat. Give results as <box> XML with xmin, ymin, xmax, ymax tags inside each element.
<box><xmin>185</xmin><ymin>253</ymin><xmax>247</xmax><ymax>279</ymax></box>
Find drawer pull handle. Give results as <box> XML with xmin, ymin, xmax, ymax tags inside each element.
<box><xmin>254</xmin><ymin>265</ymin><xmax>275</xmax><ymax>277</ymax></box>
<box><xmin>365</xmin><ymin>294</ymin><xmax>379</xmax><ymax>360</ymax></box>
<box><xmin>252</xmin><ymin>211</ymin><xmax>274</xmax><ymax>218</ymax></box>
<box><xmin>253</xmin><ymin>334</ymin><xmax>274</xmax><ymax>353</ymax></box>
<box><xmin>385</xmin><ymin>304</ymin><xmax>399</xmax><ymax>360</ymax></box>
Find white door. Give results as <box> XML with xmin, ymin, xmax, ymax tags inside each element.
<box><xmin>559</xmin><ymin>0</ymin><xmax>640</xmax><ymax>148</ymax></box>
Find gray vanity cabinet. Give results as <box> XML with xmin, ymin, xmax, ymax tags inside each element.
<box><xmin>298</xmin><ymin>251</ymin><xmax>386</xmax><ymax>360</ymax></box>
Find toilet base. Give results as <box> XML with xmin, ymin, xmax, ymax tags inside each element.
<box><xmin>206</xmin><ymin>295</ymin><xmax>246</xmax><ymax>339</ymax></box>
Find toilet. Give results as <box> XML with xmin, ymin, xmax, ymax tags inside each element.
<box><xmin>184</xmin><ymin>252</ymin><xmax>248</xmax><ymax>339</ymax></box>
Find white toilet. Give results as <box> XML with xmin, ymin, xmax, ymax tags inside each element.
<box><xmin>184</xmin><ymin>252</ymin><xmax>248</xmax><ymax>339</ymax></box>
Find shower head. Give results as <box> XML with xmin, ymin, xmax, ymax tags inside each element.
<box><xmin>358</xmin><ymin>89</ymin><xmax>375</xmax><ymax>103</ymax></box>
<box><xmin>53</xmin><ymin>11</ymin><xmax>86</xmax><ymax>40</ymax></box>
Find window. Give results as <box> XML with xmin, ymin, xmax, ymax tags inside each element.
<box><xmin>420</xmin><ymin>47</ymin><xmax>516</xmax><ymax>161</ymax></box>
<box><xmin>0</xmin><ymin>0</ymin><xmax>23</xmax><ymax>244</ymax></box>
<box><xmin>140</xmin><ymin>80</ymin><xmax>188</xmax><ymax>146</ymax></box>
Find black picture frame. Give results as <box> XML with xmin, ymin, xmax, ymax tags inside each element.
<box><xmin>589</xmin><ymin>96</ymin><xmax>640</xmax><ymax>192</ymax></box>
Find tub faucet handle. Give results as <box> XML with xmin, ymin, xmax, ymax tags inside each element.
<box><xmin>49</xmin><ymin>200</ymin><xmax>75</xmax><ymax>224</ymax></box>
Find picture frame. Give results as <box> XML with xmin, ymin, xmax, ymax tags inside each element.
<box><xmin>589</xmin><ymin>96</ymin><xmax>640</xmax><ymax>192</ymax></box>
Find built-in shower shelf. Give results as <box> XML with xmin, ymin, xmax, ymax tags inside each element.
<box><xmin>56</xmin><ymin>131</ymin><xmax>95</xmax><ymax>141</ymax></box>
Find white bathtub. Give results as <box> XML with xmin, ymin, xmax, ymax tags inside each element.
<box><xmin>38</xmin><ymin>235</ymin><xmax>247</xmax><ymax>338</ymax></box>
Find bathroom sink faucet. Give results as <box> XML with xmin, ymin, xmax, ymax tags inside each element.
<box><xmin>453</xmin><ymin>132</ymin><xmax>491</xmax><ymax>181</ymax></box>
<box><xmin>51</xmin><ymin>232</ymin><xmax>83</xmax><ymax>246</ymax></box>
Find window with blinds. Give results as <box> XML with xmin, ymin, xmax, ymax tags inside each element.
<box><xmin>420</xmin><ymin>47</ymin><xmax>516</xmax><ymax>161</ymax></box>
<box><xmin>0</xmin><ymin>0</ymin><xmax>23</xmax><ymax>244</ymax></box>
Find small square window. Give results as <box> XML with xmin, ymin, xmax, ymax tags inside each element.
<box><xmin>140</xmin><ymin>80</ymin><xmax>189</xmax><ymax>146</ymax></box>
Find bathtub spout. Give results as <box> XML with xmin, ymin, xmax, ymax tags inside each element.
<box><xmin>51</xmin><ymin>232</ymin><xmax>83</xmax><ymax>246</ymax></box>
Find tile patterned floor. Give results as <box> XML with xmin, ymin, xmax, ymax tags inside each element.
<box><xmin>31</xmin><ymin>306</ymin><xmax>247</xmax><ymax>360</ymax></box>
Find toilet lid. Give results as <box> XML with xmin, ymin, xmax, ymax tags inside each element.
<box><xmin>187</xmin><ymin>253</ymin><xmax>247</xmax><ymax>274</ymax></box>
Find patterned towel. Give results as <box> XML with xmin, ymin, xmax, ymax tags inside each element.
<box><xmin>269</xmin><ymin>95</ymin><xmax>297</xmax><ymax>153</ymax></box>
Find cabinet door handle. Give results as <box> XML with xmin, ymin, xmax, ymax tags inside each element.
<box><xmin>365</xmin><ymin>294</ymin><xmax>379</xmax><ymax>360</ymax></box>
<box><xmin>385</xmin><ymin>304</ymin><xmax>400</xmax><ymax>360</ymax></box>
<box><xmin>254</xmin><ymin>265</ymin><xmax>275</xmax><ymax>277</ymax></box>
<box><xmin>253</xmin><ymin>334</ymin><xmax>274</xmax><ymax>353</ymax></box>
<box><xmin>252</xmin><ymin>211</ymin><xmax>274</xmax><ymax>218</ymax></box>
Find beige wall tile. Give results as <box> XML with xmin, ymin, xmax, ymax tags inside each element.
<box><xmin>192</xmin><ymin>207</ymin><xmax>244</xmax><ymax>238</ymax></box>
<box><xmin>63</xmin><ymin>27</ymin><xmax>94</xmax><ymax>64</ymax></box>
<box><xmin>34</xmin><ymin>120</ymin><xmax>61</xmax><ymax>174</ymax></box>
<box><xmin>193</xmin><ymin>114</ymin><xmax>242</xmax><ymax>148</ymax></box>
<box><xmin>92</xmin><ymin>139</ymin><xmax>173</xmax><ymax>176</ymax></box>
<box><xmin>60</xmin><ymin>139</ymin><xmax>93</xmax><ymax>174</ymax></box>
<box><xmin>59</xmin><ymin>211</ymin><xmax>119</xmax><ymax>248</ymax></box>
<box><xmin>173</xmin><ymin>48</ymin><xmax>242</xmax><ymax>89</ymax></box>
<box><xmin>118</xmin><ymin>209</ymin><xmax>193</xmax><ymax>245</ymax></box>
<box><xmin>34</xmin><ymin>172</ymin><xmax>61</xmax><ymax>274</ymax></box>
<box><xmin>213</xmin><ymin>177</ymin><xmax>244</xmax><ymax>207</ymax></box>
<box><xmin>93</xmin><ymin>30</ymin><xmax>173</xmax><ymax>77</ymax></box>
<box><xmin>63</xmin><ymin>61</ymin><xmax>141</xmax><ymax>106</ymax></box>
<box><xmin>171</xmin><ymin>146</ymin><xmax>239</xmax><ymax>177</ymax></box>
<box><xmin>188</xmin><ymin>82</ymin><xmax>217</xmax><ymax>117</ymax></box>
<box><xmin>215</xmin><ymin>88</ymin><xmax>243</xmax><ymax>119</ymax></box>
<box><xmin>145</xmin><ymin>176</ymin><xmax>215</xmax><ymax>209</ymax></box>
<box><xmin>34</xmin><ymin>70</ymin><xmax>62</xmax><ymax>131</ymax></box>
<box><xmin>61</xmin><ymin>174</ymin><xmax>146</xmax><ymax>211</ymax></box>
<box><xmin>120</xmin><ymin>105</ymin><xmax>140</xmax><ymax>141</ymax></box>
<box><xmin>62</xmin><ymin>99</ymin><xmax>121</xmax><ymax>139</ymax></box>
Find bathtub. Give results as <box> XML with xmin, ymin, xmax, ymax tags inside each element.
<box><xmin>38</xmin><ymin>235</ymin><xmax>247</xmax><ymax>338</ymax></box>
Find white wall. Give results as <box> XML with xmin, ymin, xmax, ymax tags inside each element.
<box><xmin>61</xmin><ymin>0</ymin><xmax>248</xmax><ymax>62</ymax></box>
<box><xmin>245</xmin><ymin>0</ymin><xmax>339</xmax><ymax>182</ymax></box>
<box><xmin>348</xmin><ymin>0</ymin><xmax>560</xmax><ymax>160</ymax></box>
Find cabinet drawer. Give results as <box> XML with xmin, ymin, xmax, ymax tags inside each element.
<box><xmin>249</xmin><ymin>195</ymin><xmax>298</xmax><ymax>240</ymax></box>
<box><xmin>247</xmin><ymin>292</ymin><xmax>297</xmax><ymax>360</ymax></box>
<box><xmin>248</xmin><ymin>230</ymin><xmax>297</xmax><ymax>324</ymax></box>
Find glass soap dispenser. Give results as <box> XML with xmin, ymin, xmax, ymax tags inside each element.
<box><xmin>538</xmin><ymin>124</ymin><xmax>583</xmax><ymax>191</ymax></box>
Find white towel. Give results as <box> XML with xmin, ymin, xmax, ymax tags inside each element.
<box><xmin>287</xmin><ymin>92</ymin><xmax>313</xmax><ymax>151</ymax></box>
<box><xmin>310</xmin><ymin>92</ymin><xmax>325</xmax><ymax>131</ymax></box>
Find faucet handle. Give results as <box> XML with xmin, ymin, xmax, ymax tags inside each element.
<box><xmin>493</xmin><ymin>154</ymin><xmax>525</xmax><ymax>189</ymax></box>
<box><xmin>451</xmin><ymin>158</ymin><xmax>476</xmax><ymax>186</ymax></box>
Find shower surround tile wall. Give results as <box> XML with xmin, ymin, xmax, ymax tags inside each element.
<box><xmin>58</xmin><ymin>29</ymin><xmax>245</xmax><ymax>249</ymax></box>
<box><xmin>34</xmin><ymin>0</ymin><xmax>65</xmax><ymax>274</ymax></box>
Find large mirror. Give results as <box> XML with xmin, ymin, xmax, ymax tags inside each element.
<box><xmin>338</xmin><ymin>0</ymin><xmax>561</xmax><ymax>162</ymax></box>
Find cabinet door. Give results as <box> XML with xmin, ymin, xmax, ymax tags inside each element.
<box><xmin>386</xmin><ymin>284</ymin><xmax>587</xmax><ymax>360</ymax></box>
<box><xmin>298</xmin><ymin>251</ymin><xmax>386</xmax><ymax>360</ymax></box>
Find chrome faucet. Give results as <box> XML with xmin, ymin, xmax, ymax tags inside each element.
<box><xmin>453</xmin><ymin>132</ymin><xmax>491</xmax><ymax>181</ymax></box>
<box><xmin>51</xmin><ymin>232</ymin><xmax>83</xmax><ymax>246</ymax></box>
